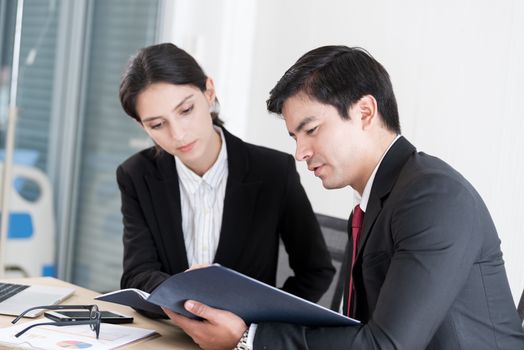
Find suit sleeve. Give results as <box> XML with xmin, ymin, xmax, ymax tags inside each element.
<box><xmin>117</xmin><ymin>165</ymin><xmax>170</xmax><ymax>293</ymax></box>
<box><xmin>278</xmin><ymin>157</ymin><xmax>335</xmax><ymax>302</ymax></box>
<box><xmin>255</xmin><ymin>172</ymin><xmax>483</xmax><ymax>349</ymax></box>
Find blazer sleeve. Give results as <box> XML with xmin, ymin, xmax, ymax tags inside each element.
<box><xmin>255</xmin><ymin>172</ymin><xmax>485</xmax><ymax>349</ymax></box>
<box><xmin>277</xmin><ymin>157</ymin><xmax>335</xmax><ymax>302</ymax></box>
<box><xmin>117</xmin><ymin>165</ymin><xmax>170</xmax><ymax>292</ymax></box>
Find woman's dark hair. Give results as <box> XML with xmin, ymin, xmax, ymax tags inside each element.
<box><xmin>267</xmin><ymin>45</ymin><xmax>400</xmax><ymax>133</ymax></box>
<box><xmin>119</xmin><ymin>43</ymin><xmax>224</xmax><ymax>126</ymax></box>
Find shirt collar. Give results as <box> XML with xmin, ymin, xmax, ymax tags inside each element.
<box><xmin>175</xmin><ymin>127</ymin><xmax>228</xmax><ymax>194</ymax></box>
<box><xmin>355</xmin><ymin>135</ymin><xmax>401</xmax><ymax>212</ymax></box>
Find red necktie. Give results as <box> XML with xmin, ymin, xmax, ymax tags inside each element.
<box><xmin>347</xmin><ymin>204</ymin><xmax>364</xmax><ymax>316</ymax></box>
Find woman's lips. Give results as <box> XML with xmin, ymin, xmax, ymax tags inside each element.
<box><xmin>177</xmin><ymin>140</ymin><xmax>196</xmax><ymax>153</ymax></box>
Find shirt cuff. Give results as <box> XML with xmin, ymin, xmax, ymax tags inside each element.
<box><xmin>246</xmin><ymin>323</ymin><xmax>258</xmax><ymax>348</ymax></box>
<box><xmin>234</xmin><ymin>324</ymin><xmax>257</xmax><ymax>350</ymax></box>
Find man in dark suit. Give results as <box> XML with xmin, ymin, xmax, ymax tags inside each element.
<box><xmin>164</xmin><ymin>46</ymin><xmax>524</xmax><ymax>349</ymax></box>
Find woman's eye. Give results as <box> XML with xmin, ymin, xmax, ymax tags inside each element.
<box><xmin>181</xmin><ymin>106</ymin><xmax>193</xmax><ymax>115</ymax></box>
<box><xmin>150</xmin><ymin>122</ymin><xmax>164</xmax><ymax>130</ymax></box>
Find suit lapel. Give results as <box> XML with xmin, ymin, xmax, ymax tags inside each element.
<box><xmin>356</xmin><ymin>137</ymin><xmax>416</xmax><ymax>256</ymax></box>
<box><xmin>343</xmin><ymin>137</ymin><xmax>416</xmax><ymax>316</ymax></box>
<box><xmin>213</xmin><ymin>128</ymin><xmax>262</xmax><ymax>266</ymax></box>
<box><xmin>145</xmin><ymin>150</ymin><xmax>189</xmax><ymax>271</ymax></box>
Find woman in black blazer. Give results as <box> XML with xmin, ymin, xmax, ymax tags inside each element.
<box><xmin>117</xmin><ymin>43</ymin><xmax>334</xmax><ymax>304</ymax></box>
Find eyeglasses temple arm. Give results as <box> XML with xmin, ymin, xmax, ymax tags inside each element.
<box><xmin>14</xmin><ymin>320</ymin><xmax>100</xmax><ymax>338</ymax></box>
<box><xmin>12</xmin><ymin>305</ymin><xmax>96</xmax><ymax>324</ymax></box>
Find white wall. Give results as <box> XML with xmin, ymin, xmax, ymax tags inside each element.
<box><xmin>166</xmin><ymin>0</ymin><xmax>524</xmax><ymax>303</ymax></box>
<box><xmin>160</xmin><ymin>0</ymin><xmax>257</xmax><ymax>138</ymax></box>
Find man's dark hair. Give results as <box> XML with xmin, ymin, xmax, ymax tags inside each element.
<box><xmin>267</xmin><ymin>45</ymin><xmax>400</xmax><ymax>133</ymax></box>
<box><xmin>119</xmin><ymin>43</ymin><xmax>224</xmax><ymax>126</ymax></box>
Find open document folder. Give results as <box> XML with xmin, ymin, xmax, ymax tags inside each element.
<box><xmin>97</xmin><ymin>265</ymin><xmax>359</xmax><ymax>327</ymax></box>
<box><xmin>0</xmin><ymin>319</ymin><xmax>157</xmax><ymax>350</ymax></box>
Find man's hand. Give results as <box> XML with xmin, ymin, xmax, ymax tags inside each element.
<box><xmin>164</xmin><ymin>301</ymin><xmax>247</xmax><ymax>350</ymax></box>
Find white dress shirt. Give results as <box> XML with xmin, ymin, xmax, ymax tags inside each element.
<box><xmin>175</xmin><ymin>127</ymin><xmax>228</xmax><ymax>266</ymax></box>
<box><xmin>354</xmin><ymin>135</ymin><xmax>401</xmax><ymax>212</ymax></box>
<box><xmin>333</xmin><ymin>134</ymin><xmax>402</xmax><ymax>315</ymax></box>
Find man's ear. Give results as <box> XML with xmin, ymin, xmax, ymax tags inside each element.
<box><xmin>357</xmin><ymin>95</ymin><xmax>378</xmax><ymax>129</ymax></box>
<box><xmin>204</xmin><ymin>78</ymin><xmax>216</xmax><ymax>105</ymax></box>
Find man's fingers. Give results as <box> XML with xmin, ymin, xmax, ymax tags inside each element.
<box><xmin>163</xmin><ymin>301</ymin><xmax>221</xmax><ymax>323</ymax></box>
<box><xmin>163</xmin><ymin>307</ymin><xmax>177</xmax><ymax>318</ymax></box>
<box><xmin>185</xmin><ymin>300</ymin><xmax>216</xmax><ymax>320</ymax></box>
<box><xmin>164</xmin><ymin>302</ymin><xmax>236</xmax><ymax>328</ymax></box>
<box><xmin>162</xmin><ymin>307</ymin><xmax>198</xmax><ymax>330</ymax></box>
<box><xmin>163</xmin><ymin>305</ymin><xmax>247</xmax><ymax>349</ymax></box>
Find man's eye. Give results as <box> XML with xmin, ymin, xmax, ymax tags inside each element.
<box><xmin>306</xmin><ymin>126</ymin><xmax>318</xmax><ymax>135</ymax></box>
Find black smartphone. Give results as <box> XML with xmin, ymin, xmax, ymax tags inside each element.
<box><xmin>44</xmin><ymin>310</ymin><xmax>134</xmax><ymax>324</ymax></box>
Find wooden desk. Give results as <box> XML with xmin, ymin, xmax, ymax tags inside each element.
<box><xmin>0</xmin><ymin>277</ymin><xmax>199</xmax><ymax>349</ymax></box>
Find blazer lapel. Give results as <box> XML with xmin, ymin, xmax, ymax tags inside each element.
<box><xmin>213</xmin><ymin>128</ymin><xmax>262</xmax><ymax>266</ymax></box>
<box><xmin>356</xmin><ymin>137</ymin><xmax>417</xmax><ymax>256</ymax></box>
<box><xmin>145</xmin><ymin>150</ymin><xmax>189</xmax><ymax>271</ymax></box>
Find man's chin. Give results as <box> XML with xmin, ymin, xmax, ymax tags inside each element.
<box><xmin>320</xmin><ymin>178</ymin><xmax>344</xmax><ymax>190</ymax></box>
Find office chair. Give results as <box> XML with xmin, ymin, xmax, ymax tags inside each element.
<box><xmin>0</xmin><ymin>163</ymin><xmax>56</xmax><ymax>277</ymax></box>
<box><xmin>276</xmin><ymin>213</ymin><xmax>348</xmax><ymax>309</ymax></box>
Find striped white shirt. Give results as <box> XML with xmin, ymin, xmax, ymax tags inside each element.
<box><xmin>175</xmin><ymin>127</ymin><xmax>229</xmax><ymax>266</ymax></box>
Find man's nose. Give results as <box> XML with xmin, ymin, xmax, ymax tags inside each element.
<box><xmin>295</xmin><ymin>139</ymin><xmax>312</xmax><ymax>161</ymax></box>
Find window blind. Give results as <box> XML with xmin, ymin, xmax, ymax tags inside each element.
<box><xmin>71</xmin><ymin>0</ymin><xmax>159</xmax><ymax>292</ymax></box>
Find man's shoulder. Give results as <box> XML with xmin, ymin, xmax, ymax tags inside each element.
<box><xmin>394</xmin><ymin>150</ymin><xmax>481</xmax><ymax>203</ymax></box>
<box><xmin>405</xmin><ymin>151</ymin><xmax>468</xmax><ymax>184</ymax></box>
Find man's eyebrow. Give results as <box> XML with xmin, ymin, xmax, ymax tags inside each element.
<box><xmin>288</xmin><ymin>116</ymin><xmax>316</xmax><ymax>137</ymax></box>
<box><xmin>141</xmin><ymin>94</ymin><xmax>193</xmax><ymax>122</ymax></box>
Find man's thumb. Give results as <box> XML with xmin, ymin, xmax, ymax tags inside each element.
<box><xmin>185</xmin><ymin>300</ymin><xmax>213</xmax><ymax>319</ymax></box>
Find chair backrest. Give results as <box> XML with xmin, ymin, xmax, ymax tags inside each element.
<box><xmin>0</xmin><ymin>163</ymin><xmax>56</xmax><ymax>277</ymax></box>
<box><xmin>276</xmin><ymin>213</ymin><xmax>348</xmax><ymax>309</ymax></box>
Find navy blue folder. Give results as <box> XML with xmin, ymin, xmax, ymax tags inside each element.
<box><xmin>98</xmin><ymin>265</ymin><xmax>359</xmax><ymax>327</ymax></box>
<box><xmin>96</xmin><ymin>288</ymin><xmax>165</xmax><ymax>316</ymax></box>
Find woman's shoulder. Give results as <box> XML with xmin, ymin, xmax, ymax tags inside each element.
<box><xmin>221</xmin><ymin>128</ymin><xmax>293</xmax><ymax>176</ymax></box>
<box><xmin>224</xmin><ymin>129</ymin><xmax>292</xmax><ymax>166</ymax></box>
<box><xmin>118</xmin><ymin>146</ymin><xmax>160</xmax><ymax>174</ymax></box>
<box><xmin>244</xmin><ymin>141</ymin><xmax>292</xmax><ymax>163</ymax></box>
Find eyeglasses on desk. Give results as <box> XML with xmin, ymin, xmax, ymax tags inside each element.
<box><xmin>11</xmin><ymin>304</ymin><xmax>101</xmax><ymax>339</ymax></box>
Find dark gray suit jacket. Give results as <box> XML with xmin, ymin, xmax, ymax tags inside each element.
<box><xmin>117</xmin><ymin>128</ymin><xmax>335</xmax><ymax>302</ymax></box>
<box><xmin>255</xmin><ymin>137</ymin><xmax>524</xmax><ymax>349</ymax></box>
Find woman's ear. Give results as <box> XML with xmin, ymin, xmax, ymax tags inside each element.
<box><xmin>205</xmin><ymin>78</ymin><xmax>216</xmax><ymax>105</ymax></box>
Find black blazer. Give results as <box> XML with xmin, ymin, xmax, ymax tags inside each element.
<box><xmin>117</xmin><ymin>127</ymin><xmax>335</xmax><ymax>303</ymax></box>
<box><xmin>254</xmin><ymin>137</ymin><xmax>524</xmax><ymax>349</ymax></box>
